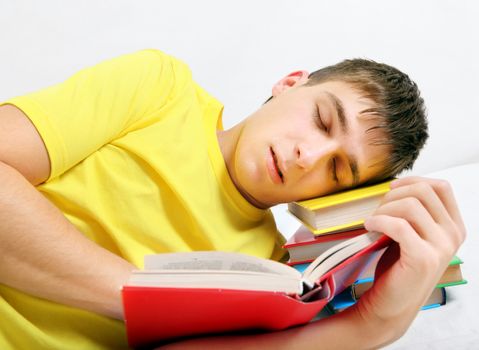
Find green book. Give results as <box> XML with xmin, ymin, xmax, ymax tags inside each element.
<box><xmin>352</xmin><ymin>256</ymin><xmax>467</xmax><ymax>299</ymax></box>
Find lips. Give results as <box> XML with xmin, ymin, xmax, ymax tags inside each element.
<box><xmin>268</xmin><ymin>147</ymin><xmax>284</xmax><ymax>184</ymax></box>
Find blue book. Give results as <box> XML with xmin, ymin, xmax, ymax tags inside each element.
<box><xmin>327</xmin><ymin>287</ymin><xmax>447</xmax><ymax>314</ymax></box>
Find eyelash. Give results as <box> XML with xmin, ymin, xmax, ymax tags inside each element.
<box><xmin>315</xmin><ymin>106</ymin><xmax>329</xmax><ymax>133</ymax></box>
<box><xmin>331</xmin><ymin>158</ymin><xmax>339</xmax><ymax>183</ymax></box>
<box><xmin>315</xmin><ymin>106</ymin><xmax>338</xmax><ymax>183</ymax></box>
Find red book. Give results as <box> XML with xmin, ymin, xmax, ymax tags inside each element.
<box><xmin>284</xmin><ymin>226</ymin><xmax>368</xmax><ymax>265</ymax></box>
<box><xmin>122</xmin><ymin>232</ymin><xmax>390</xmax><ymax>348</ymax></box>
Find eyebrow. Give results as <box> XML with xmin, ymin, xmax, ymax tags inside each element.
<box><xmin>325</xmin><ymin>91</ymin><xmax>360</xmax><ymax>187</ymax></box>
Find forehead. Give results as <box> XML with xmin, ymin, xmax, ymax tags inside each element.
<box><xmin>306</xmin><ymin>79</ymin><xmax>370</xmax><ymax>106</ymax></box>
<box><xmin>354</xmin><ymin>117</ymin><xmax>391</xmax><ymax>184</ymax></box>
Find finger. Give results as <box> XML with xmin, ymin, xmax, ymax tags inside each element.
<box><xmin>364</xmin><ymin>214</ymin><xmax>427</xmax><ymax>257</ymax></box>
<box><xmin>391</xmin><ymin>177</ymin><xmax>466</xmax><ymax>235</ymax></box>
<box><xmin>371</xmin><ymin>197</ymin><xmax>442</xmax><ymax>244</ymax></box>
<box><xmin>383</xmin><ymin>181</ymin><xmax>452</xmax><ymax>227</ymax></box>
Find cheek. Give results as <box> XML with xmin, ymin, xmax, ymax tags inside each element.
<box><xmin>234</xmin><ymin>141</ymin><xmax>261</xmax><ymax>184</ymax></box>
<box><xmin>294</xmin><ymin>170</ymin><xmax>333</xmax><ymax>200</ymax></box>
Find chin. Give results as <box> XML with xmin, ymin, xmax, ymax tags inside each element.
<box><xmin>253</xmin><ymin>191</ymin><xmax>281</xmax><ymax>209</ymax></box>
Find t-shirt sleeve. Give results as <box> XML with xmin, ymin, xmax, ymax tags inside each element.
<box><xmin>3</xmin><ymin>49</ymin><xmax>186</xmax><ymax>180</ymax></box>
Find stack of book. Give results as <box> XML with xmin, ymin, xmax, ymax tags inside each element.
<box><xmin>327</xmin><ymin>254</ymin><xmax>467</xmax><ymax>313</ymax></box>
<box><xmin>285</xmin><ymin>180</ymin><xmax>467</xmax><ymax>315</ymax></box>
<box><xmin>285</xmin><ymin>180</ymin><xmax>393</xmax><ymax>273</ymax></box>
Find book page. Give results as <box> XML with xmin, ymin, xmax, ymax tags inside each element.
<box><xmin>302</xmin><ymin>231</ymin><xmax>383</xmax><ymax>287</ymax></box>
<box><xmin>128</xmin><ymin>269</ymin><xmax>303</xmax><ymax>294</ymax></box>
<box><xmin>144</xmin><ymin>251</ymin><xmax>301</xmax><ymax>279</ymax></box>
<box><xmin>302</xmin><ymin>234</ymin><xmax>368</xmax><ymax>274</ymax></box>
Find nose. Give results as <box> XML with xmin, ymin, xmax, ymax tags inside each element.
<box><xmin>294</xmin><ymin>139</ymin><xmax>338</xmax><ymax>170</ymax></box>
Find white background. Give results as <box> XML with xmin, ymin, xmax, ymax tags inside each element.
<box><xmin>1</xmin><ymin>0</ymin><xmax>478</xmax><ymax>175</ymax></box>
<box><xmin>1</xmin><ymin>1</ymin><xmax>478</xmax><ymax>348</ymax></box>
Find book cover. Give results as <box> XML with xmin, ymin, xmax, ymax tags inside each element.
<box><xmin>325</xmin><ymin>288</ymin><xmax>356</xmax><ymax>313</ymax></box>
<box><xmin>288</xmin><ymin>180</ymin><xmax>392</xmax><ymax>235</ymax></box>
<box><xmin>435</xmin><ymin>256</ymin><xmax>467</xmax><ymax>288</ymax></box>
<box><xmin>328</xmin><ymin>287</ymin><xmax>447</xmax><ymax>314</ymax></box>
<box><xmin>122</xmin><ymin>233</ymin><xmax>390</xmax><ymax>348</ymax></box>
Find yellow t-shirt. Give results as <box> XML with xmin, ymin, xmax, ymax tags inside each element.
<box><xmin>0</xmin><ymin>50</ymin><xmax>285</xmax><ymax>349</ymax></box>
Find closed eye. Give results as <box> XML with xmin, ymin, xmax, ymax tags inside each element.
<box><xmin>315</xmin><ymin>105</ymin><xmax>328</xmax><ymax>133</ymax></box>
<box><xmin>331</xmin><ymin>158</ymin><xmax>339</xmax><ymax>183</ymax></box>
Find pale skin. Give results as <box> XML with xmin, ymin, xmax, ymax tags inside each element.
<box><xmin>0</xmin><ymin>71</ymin><xmax>466</xmax><ymax>348</ymax></box>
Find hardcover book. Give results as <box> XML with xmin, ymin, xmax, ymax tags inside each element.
<box><xmin>284</xmin><ymin>226</ymin><xmax>368</xmax><ymax>264</ymax></box>
<box><xmin>288</xmin><ymin>180</ymin><xmax>392</xmax><ymax>235</ymax></box>
<box><xmin>328</xmin><ymin>287</ymin><xmax>447</xmax><ymax>313</ymax></box>
<box><xmin>351</xmin><ymin>255</ymin><xmax>467</xmax><ymax>299</ymax></box>
<box><xmin>122</xmin><ymin>231</ymin><xmax>390</xmax><ymax>347</ymax></box>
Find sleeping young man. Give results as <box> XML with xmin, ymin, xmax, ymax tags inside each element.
<box><xmin>0</xmin><ymin>50</ymin><xmax>465</xmax><ymax>349</ymax></box>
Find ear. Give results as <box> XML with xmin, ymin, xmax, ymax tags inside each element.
<box><xmin>271</xmin><ymin>70</ymin><xmax>309</xmax><ymax>97</ymax></box>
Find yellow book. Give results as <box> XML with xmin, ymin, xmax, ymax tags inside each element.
<box><xmin>288</xmin><ymin>180</ymin><xmax>393</xmax><ymax>235</ymax></box>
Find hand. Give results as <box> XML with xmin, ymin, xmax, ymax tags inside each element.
<box><xmin>357</xmin><ymin>176</ymin><xmax>466</xmax><ymax>339</ymax></box>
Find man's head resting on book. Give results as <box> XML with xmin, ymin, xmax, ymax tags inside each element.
<box><xmin>217</xmin><ymin>58</ymin><xmax>428</xmax><ymax>208</ymax></box>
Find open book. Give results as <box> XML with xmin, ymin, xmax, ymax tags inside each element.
<box><xmin>128</xmin><ymin>231</ymin><xmax>384</xmax><ymax>299</ymax></box>
<box><xmin>122</xmin><ymin>231</ymin><xmax>390</xmax><ymax>347</ymax></box>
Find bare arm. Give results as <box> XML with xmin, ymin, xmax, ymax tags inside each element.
<box><xmin>0</xmin><ymin>104</ymin><xmax>135</xmax><ymax>319</ymax></box>
<box><xmin>155</xmin><ymin>308</ymin><xmax>393</xmax><ymax>350</ymax></box>
<box><xmin>158</xmin><ymin>177</ymin><xmax>466</xmax><ymax>349</ymax></box>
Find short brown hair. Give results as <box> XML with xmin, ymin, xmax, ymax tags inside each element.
<box><xmin>305</xmin><ymin>59</ymin><xmax>428</xmax><ymax>182</ymax></box>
